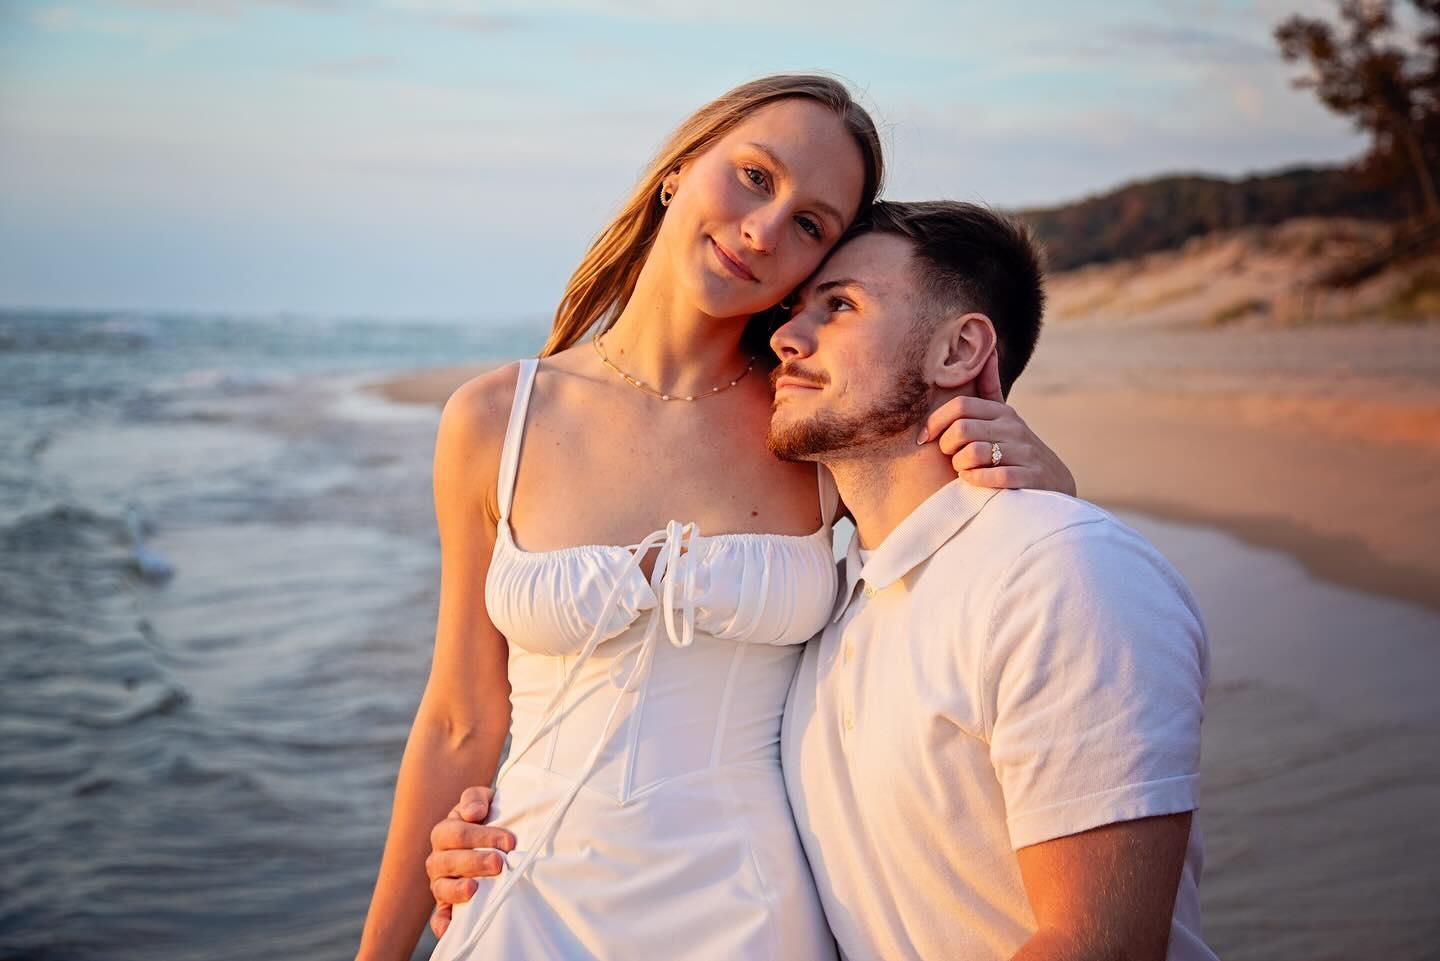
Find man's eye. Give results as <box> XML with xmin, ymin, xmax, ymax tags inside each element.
<box><xmin>828</xmin><ymin>297</ymin><xmax>853</xmax><ymax>313</ymax></box>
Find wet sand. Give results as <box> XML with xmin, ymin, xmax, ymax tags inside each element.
<box><xmin>1120</xmin><ymin>513</ymin><xmax>1440</xmax><ymax>958</ymax></box>
<box><xmin>1011</xmin><ymin>322</ymin><xmax>1440</xmax><ymax>611</ymax></box>
<box><xmin>364</xmin><ymin>320</ymin><xmax>1440</xmax><ymax>959</ymax></box>
<box><xmin>366</xmin><ymin>365</ymin><xmax>493</xmax><ymax>407</ymax></box>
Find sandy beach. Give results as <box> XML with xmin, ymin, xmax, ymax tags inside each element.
<box><xmin>366</xmin><ymin>319</ymin><xmax>1440</xmax><ymax>959</ymax></box>
<box><xmin>1012</xmin><ymin>321</ymin><xmax>1440</xmax><ymax>611</ymax></box>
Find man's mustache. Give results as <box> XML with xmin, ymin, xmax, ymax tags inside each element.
<box><xmin>769</xmin><ymin>362</ymin><xmax>829</xmax><ymax>390</ymax></box>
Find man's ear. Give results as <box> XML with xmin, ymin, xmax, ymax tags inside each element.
<box><xmin>930</xmin><ymin>312</ymin><xmax>997</xmax><ymax>390</ymax></box>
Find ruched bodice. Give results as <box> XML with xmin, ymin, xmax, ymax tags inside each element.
<box><xmin>486</xmin><ymin>520</ymin><xmax>838</xmax><ymax>654</ymax></box>
<box><xmin>430</xmin><ymin>358</ymin><xmax>841</xmax><ymax>961</ymax></box>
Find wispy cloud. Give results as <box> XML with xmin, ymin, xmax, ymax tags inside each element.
<box><xmin>112</xmin><ymin>0</ymin><xmax>342</xmax><ymax>15</ymax></box>
<box><xmin>1034</xmin><ymin>22</ymin><xmax>1275</xmax><ymax>67</ymax></box>
<box><xmin>374</xmin><ymin>0</ymin><xmax>519</xmax><ymax>33</ymax></box>
<box><xmin>29</xmin><ymin>4</ymin><xmax>200</xmax><ymax>50</ymax></box>
<box><xmin>570</xmin><ymin>41</ymin><xmax>643</xmax><ymax>64</ymax></box>
<box><xmin>306</xmin><ymin>53</ymin><xmax>403</xmax><ymax>76</ymax></box>
<box><xmin>423</xmin><ymin>12</ymin><xmax>515</xmax><ymax>33</ymax></box>
<box><xmin>381</xmin><ymin>0</ymin><xmax>881</xmax><ymax>29</ymax></box>
<box><xmin>1108</xmin><ymin>24</ymin><xmax>1274</xmax><ymax>65</ymax></box>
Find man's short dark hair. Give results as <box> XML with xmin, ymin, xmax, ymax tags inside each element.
<box><xmin>849</xmin><ymin>200</ymin><xmax>1046</xmax><ymax>396</ymax></box>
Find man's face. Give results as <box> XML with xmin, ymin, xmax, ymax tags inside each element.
<box><xmin>766</xmin><ymin>232</ymin><xmax>934</xmax><ymax>462</ymax></box>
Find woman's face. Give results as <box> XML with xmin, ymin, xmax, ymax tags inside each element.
<box><xmin>657</xmin><ymin>98</ymin><xmax>867</xmax><ymax>320</ymax></box>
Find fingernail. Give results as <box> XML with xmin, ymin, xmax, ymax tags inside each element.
<box><xmin>501</xmin><ymin>836</ymin><xmax>515</xmax><ymax>852</ymax></box>
<box><xmin>915</xmin><ymin>427</ymin><xmax>927</xmax><ymax>445</ymax></box>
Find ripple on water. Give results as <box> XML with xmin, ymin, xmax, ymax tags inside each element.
<box><xmin>36</xmin><ymin>422</ymin><xmax>287</xmax><ymax>509</ymax></box>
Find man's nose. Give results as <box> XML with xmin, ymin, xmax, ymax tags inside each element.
<box><xmin>769</xmin><ymin>312</ymin><xmax>816</xmax><ymax>360</ymax></box>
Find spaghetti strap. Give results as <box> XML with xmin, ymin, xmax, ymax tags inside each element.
<box><xmin>496</xmin><ymin>358</ymin><xmax>540</xmax><ymax>523</ymax></box>
<box><xmin>816</xmin><ymin>464</ymin><xmax>839</xmax><ymax>529</ymax></box>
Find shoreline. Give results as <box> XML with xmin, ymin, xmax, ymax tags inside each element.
<box><xmin>1098</xmin><ymin>495</ymin><xmax>1436</xmax><ymax>611</ymax></box>
<box><xmin>363</xmin><ymin>325</ymin><xmax>1440</xmax><ymax>614</ymax></box>
<box><xmin>1009</xmin><ymin>326</ymin><xmax>1440</xmax><ymax>616</ymax></box>
<box><xmin>364</xmin><ymin>364</ymin><xmax>496</xmax><ymax>407</ymax></box>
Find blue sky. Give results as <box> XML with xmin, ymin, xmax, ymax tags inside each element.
<box><xmin>0</xmin><ymin>0</ymin><xmax>1366</xmax><ymax>320</ymax></box>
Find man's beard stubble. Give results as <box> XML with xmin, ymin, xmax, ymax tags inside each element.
<box><xmin>765</xmin><ymin>355</ymin><xmax>932</xmax><ymax>463</ymax></box>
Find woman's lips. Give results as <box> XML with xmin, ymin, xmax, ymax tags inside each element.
<box><xmin>710</xmin><ymin>238</ymin><xmax>758</xmax><ymax>282</ymax></box>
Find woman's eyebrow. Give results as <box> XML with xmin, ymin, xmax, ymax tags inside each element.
<box><xmin>745</xmin><ymin>142</ymin><xmax>791</xmax><ymax>178</ymax></box>
<box><xmin>745</xmin><ymin>141</ymin><xmax>844</xmax><ymax>226</ymax></box>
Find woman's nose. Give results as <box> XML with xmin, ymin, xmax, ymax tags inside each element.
<box><xmin>742</xmin><ymin>207</ymin><xmax>783</xmax><ymax>254</ymax></box>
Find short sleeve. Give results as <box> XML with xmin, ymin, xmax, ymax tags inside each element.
<box><xmin>983</xmin><ymin>518</ymin><xmax>1208</xmax><ymax>850</ymax></box>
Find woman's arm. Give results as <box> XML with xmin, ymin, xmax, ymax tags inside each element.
<box><xmin>824</xmin><ymin>353</ymin><xmax>1075</xmax><ymax>528</ymax></box>
<box><xmin>354</xmin><ymin>367</ymin><xmax>520</xmax><ymax>961</ymax></box>
<box><xmin>919</xmin><ymin>350</ymin><xmax>1077</xmax><ymax>497</ymax></box>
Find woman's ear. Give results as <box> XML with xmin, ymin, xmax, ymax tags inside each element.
<box><xmin>662</xmin><ymin>165</ymin><xmax>682</xmax><ymax>198</ymax></box>
<box><xmin>931</xmin><ymin>312</ymin><xmax>997</xmax><ymax>391</ymax></box>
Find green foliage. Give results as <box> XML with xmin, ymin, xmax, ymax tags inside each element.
<box><xmin>1209</xmin><ymin>299</ymin><xmax>1271</xmax><ymax>327</ymax></box>
<box><xmin>1382</xmin><ymin>266</ymin><xmax>1440</xmax><ymax>319</ymax></box>
<box><xmin>1002</xmin><ymin>2</ymin><xmax>1438</xmax><ymax>275</ymax></box>
<box><xmin>1275</xmin><ymin>0</ymin><xmax>1440</xmax><ymax>218</ymax></box>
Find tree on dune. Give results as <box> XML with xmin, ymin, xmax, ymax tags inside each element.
<box><xmin>1276</xmin><ymin>0</ymin><xmax>1440</xmax><ymax>222</ymax></box>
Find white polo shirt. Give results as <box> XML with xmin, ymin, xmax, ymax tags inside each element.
<box><xmin>782</xmin><ymin>481</ymin><xmax>1216</xmax><ymax>961</ymax></box>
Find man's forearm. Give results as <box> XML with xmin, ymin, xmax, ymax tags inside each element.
<box><xmin>1010</xmin><ymin>926</ymin><xmax>1134</xmax><ymax>961</ymax></box>
<box><xmin>1009</xmin><ymin>812</ymin><xmax>1189</xmax><ymax>961</ymax></box>
<box><xmin>355</xmin><ymin>717</ymin><xmax>507</xmax><ymax>961</ymax></box>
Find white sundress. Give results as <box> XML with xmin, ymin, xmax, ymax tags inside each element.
<box><xmin>428</xmin><ymin>358</ymin><xmax>841</xmax><ymax>961</ymax></box>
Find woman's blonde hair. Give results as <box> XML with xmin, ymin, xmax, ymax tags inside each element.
<box><xmin>540</xmin><ymin>74</ymin><xmax>885</xmax><ymax>360</ymax></box>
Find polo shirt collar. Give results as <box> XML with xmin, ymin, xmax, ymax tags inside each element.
<box><xmin>833</xmin><ymin>480</ymin><xmax>1002</xmax><ymax>622</ymax></box>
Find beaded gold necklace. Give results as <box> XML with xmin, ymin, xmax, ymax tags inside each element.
<box><xmin>591</xmin><ymin>331</ymin><xmax>756</xmax><ymax>402</ymax></box>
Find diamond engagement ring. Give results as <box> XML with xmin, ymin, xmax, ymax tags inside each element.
<box><xmin>990</xmin><ymin>442</ymin><xmax>1003</xmax><ymax>467</ymax></box>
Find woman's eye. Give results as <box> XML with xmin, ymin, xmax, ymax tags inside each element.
<box><xmin>797</xmin><ymin>216</ymin><xmax>822</xmax><ymax>240</ymax></box>
<box><xmin>744</xmin><ymin>166</ymin><xmax>769</xmax><ymax>190</ymax></box>
<box><xmin>828</xmin><ymin>297</ymin><xmax>852</xmax><ymax>313</ymax></box>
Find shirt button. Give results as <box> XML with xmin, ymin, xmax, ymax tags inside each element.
<box><xmin>863</xmin><ymin>584</ymin><xmax>877</xmax><ymax>598</ymax></box>
<box><xmin>843</xmin><ymin>710</ymin><xmax>854</xmax><ymax>731</ymax></box>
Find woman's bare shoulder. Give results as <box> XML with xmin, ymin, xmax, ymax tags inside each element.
<box><xmin>433</xmin><ymin>362</ymin><xmax>525</xmax><ymax>514</ymax></box>
<box><xmin>439</xmin><ymin>362</ymin><xmax>524</xmax><ymax>444</ymax></box>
